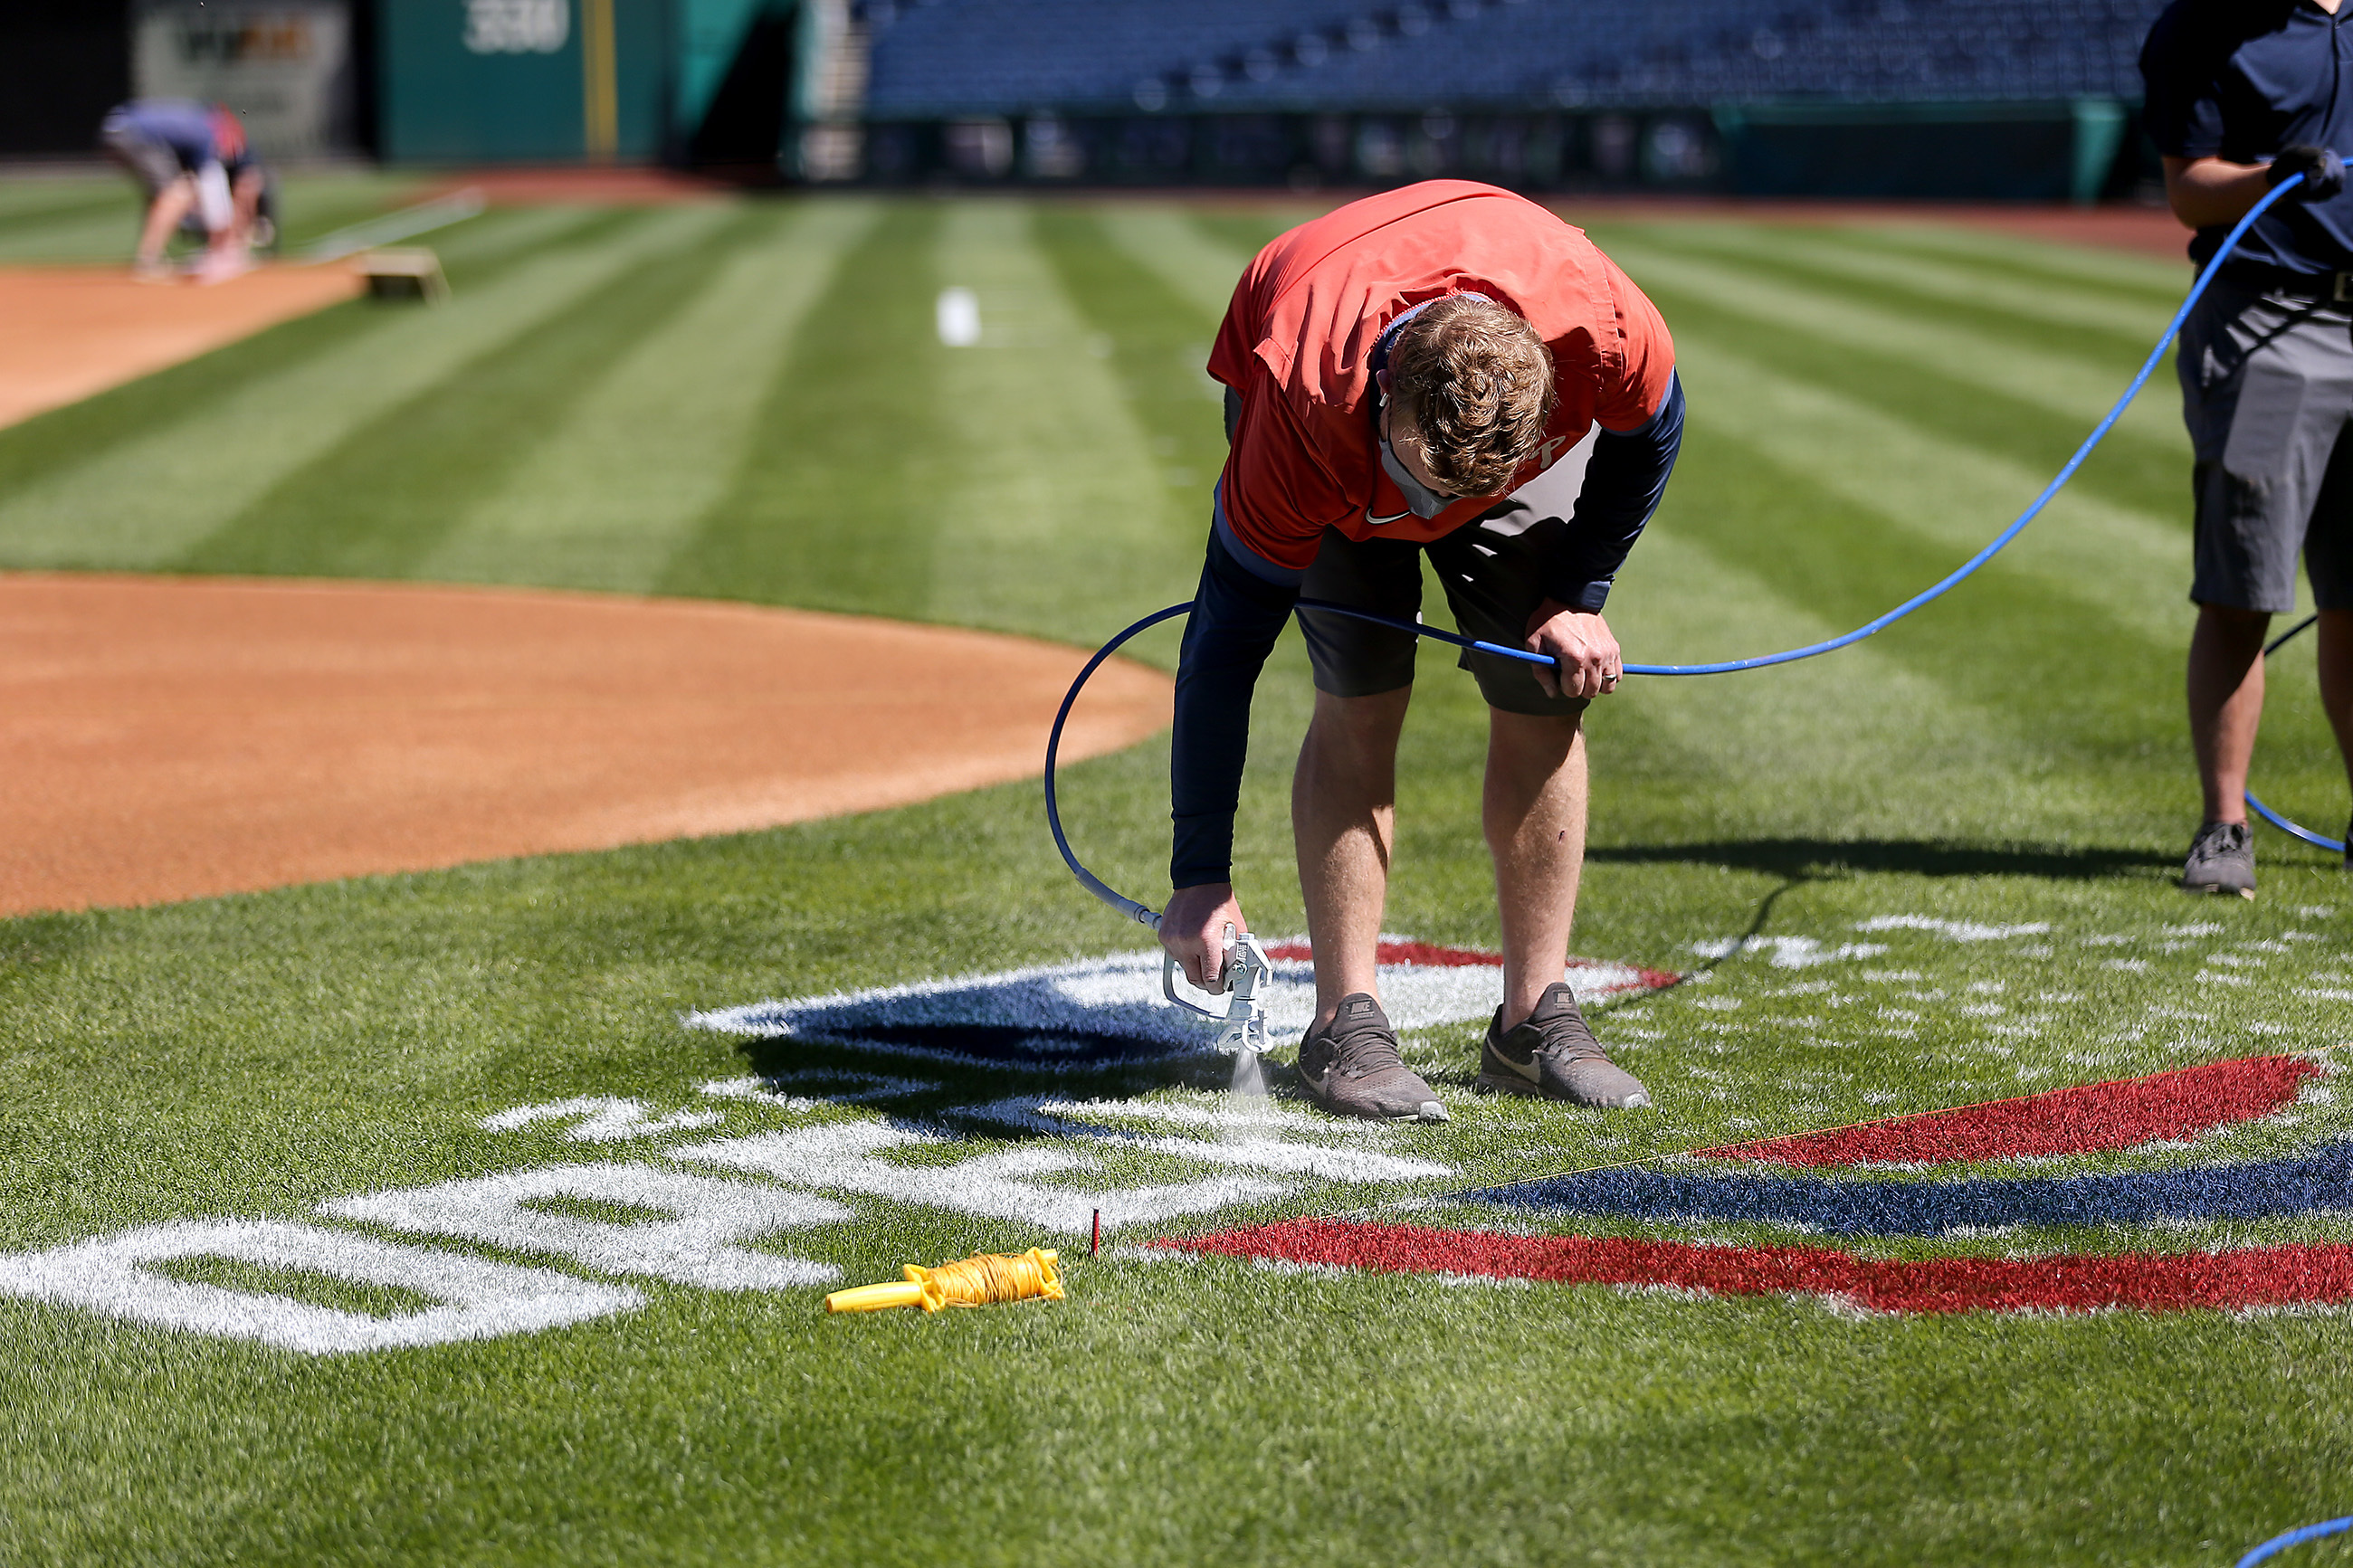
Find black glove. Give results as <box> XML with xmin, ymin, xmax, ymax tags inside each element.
<box><xmin>2269</xmin><ymin>145</ymin><xmax>2348</xmax><ymax>201</ymax></box>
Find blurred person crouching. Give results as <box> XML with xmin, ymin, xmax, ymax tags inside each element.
<box><xmin>100</xmin><ymin>100</ymin><xmax>270</xmax><ymax>283</ymax></box>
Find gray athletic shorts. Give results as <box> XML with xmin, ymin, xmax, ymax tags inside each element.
<box><xmin>1220</xmin><ymin>383</ymin><xmax>1588</xmax><ymax>717</ymax></box>
<box><xmin>100</xmin><ymin>119</ymin><xmax>181</xmax><ymax>196</ymax></box>
<box><xmin>2177</xmin><ymin>276</ymin><xmax>2353</xmax><ymax>613</ymax></box>
<box><xmin>1295</xmin><ymin>515</ymin><xmax>1591</xmax><ymax>717</ymax></box>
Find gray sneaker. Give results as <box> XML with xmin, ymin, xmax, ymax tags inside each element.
<box><xmin>1294</xmin><ymin>993</ymin><xmax>1448</xmax><ymax>1123</ymax></box>
<box><xmin>2182</xmin><ymin>820</ymin><xmax>2255</xmax><ymax>898</ymax></box>
<box><xmin>1478</xmin><ymin>982</ymin><xmax>1652</xmax><ymax>1109</ymax></box>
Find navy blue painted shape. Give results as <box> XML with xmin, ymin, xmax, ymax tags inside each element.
<box><xmin>1468</xmin><ymin>1142</ymin><xmax>2353</xmax><ymax>1235</ymax></box>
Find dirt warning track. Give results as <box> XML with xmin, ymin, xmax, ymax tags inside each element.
<box><xmin>0</xmin><ymin>575</ymin><xmax>1171</xmax><ymax>917</ymax></box>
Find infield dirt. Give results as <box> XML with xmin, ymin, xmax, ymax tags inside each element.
<box><xmin>0</xmin><ymin>264</ymin><xmax>363</xmax><ymax>431</ymax></box>
<box><xmin>0</xmin><ymin>574</ymin><xmax>1169</xmax><ymax>916</ymax></box>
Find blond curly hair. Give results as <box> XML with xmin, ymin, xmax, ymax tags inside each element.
<box><xmin>1385</xmin><ymin>296</ymin><xmax>1556</xmax><ymax>497</ymax></box>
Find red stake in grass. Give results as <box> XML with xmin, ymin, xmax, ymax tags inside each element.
<box><xmin>1091</xmin><ymin>1208</ymin><xmax>1100</xmax><ymax>1259</ymax></box>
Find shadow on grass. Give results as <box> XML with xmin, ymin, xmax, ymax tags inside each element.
<box><xmin>0</xmin><ymin>909</ymin><xmax>100</xmax><ymax>990</ymax></box>
<box><xmin>1587</xmin><ymin>838</ymin><xmax>2177</xmax><ymax>881</ymax></box>
<box><xmin>735</xmin><ymin>1034</ymin><xmax>1305</xmax><ymax>1138</ymax></box>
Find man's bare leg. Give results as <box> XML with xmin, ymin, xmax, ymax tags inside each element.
<box><xmin>1294</xmin><ymin>686</ymin><xmax>1411</xmax><ymax>1031</ymax></box>
<box><xmin>135</xmin><ymin>177</ymin><xmax>196</xmax><ymax>272</ymax></box>
<box><xmin>1485</xmin><ymin>708</ymin><xmax>1586</xmax><ymax>1031</ymax></box>
<box><xmin>2189</xmin><ymin>603</ymin><xmax>2271</xmax><ymax>823</ymax></box>
<box><xmin>2317</xmin><ymin>610</ymin><xmax>2353</xmax><ymax>813</ymax></box>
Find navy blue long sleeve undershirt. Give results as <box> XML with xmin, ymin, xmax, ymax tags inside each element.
<box><xmin>1169</xmin><ymin>518</ymin><xmax>1298</xmax><ymax>888</ymax></box>
<box><xmin>1168</xmin><ymin>372</ymin><xmax>1684</xmax><ymax>889</ymax></box>
<box><xmin>1549</xmin><ymin>370</ymin><xmax>1684</xmax><ymax>612</ymax></box>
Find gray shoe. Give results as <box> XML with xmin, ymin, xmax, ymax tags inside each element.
<box><xmin>1294</xmin><ymin>993</ymin><xmax>1447</xmax><ymax>1123</ymax></box>
<box><xmin>2182</xmin><ymin>820</ymin><xmax>2255</xmax><ymax>898</ymax></box>
<box><xmin>1478</xmin><ymin>982</ymin><xmax>1652</xmax><ymax>1108</ymax></box>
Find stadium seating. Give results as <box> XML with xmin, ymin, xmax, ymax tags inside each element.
<box><xmin>862</xmin><ymin>0</ymin><xmax>2172</xmax><ymax>119</ymax></box>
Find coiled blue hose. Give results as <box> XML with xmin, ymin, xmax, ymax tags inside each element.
<box><xmin>1045</xmin><ymin>177</ymin><xmax>2309</xmax><ymax>919</ymax></box>
<box><xmin>2236</xmin><ymin>1516</ymin><xmax>2353</xmax><ymax>1568</ymax></box>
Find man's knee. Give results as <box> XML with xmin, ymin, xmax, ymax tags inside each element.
<box><xmin>1486</xmin><ymin>705</ymin><xmax>1585</xmax><ymax>779</ymax></box>
<box><xmin>2196</xmin><ymin>600</ymin><xmax>2272</xmax><ymax>642</ymax></box>
<box><xmin>1489</xmin><ymin>703</ymin><xmax>1583</xmax><ymax>743</ymax></box>
<box><xmin>1310</xmin><ymin>686</ymin><xmax>1411</xmax><ymax>739</ymax></box>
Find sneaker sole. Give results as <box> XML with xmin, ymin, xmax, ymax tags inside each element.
<box><xmin>1298</xmin><ymin>1081</ymin><xmax>1450</xmax><ymax>1124</ymax></box>
<box><xmin>1473</xmin><ymin>1069</ymin><xmax>1541</xmax><ymax>1098</ymax></box>
<box><xmin>1476</xmin><ymin>1069</ymin><xmax>1652</xmax><ymax>1110</ymax></box>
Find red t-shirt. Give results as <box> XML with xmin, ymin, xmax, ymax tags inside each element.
<box><xmin>1209</xmin><ymin>180</ymin><xmax>1675</xmax><ymax>573</ymax></box>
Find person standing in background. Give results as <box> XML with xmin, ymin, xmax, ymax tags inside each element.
<box><xmin>2142</xmin><ymin>1</ymin><xmax>2353</xmax><ymax>896</ymax></box>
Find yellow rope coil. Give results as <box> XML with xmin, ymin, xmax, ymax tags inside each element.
<box><xmin>824</xmin><ymin>1248</ymin><xmax>1064</xmax><ymax>1313</ymax></box>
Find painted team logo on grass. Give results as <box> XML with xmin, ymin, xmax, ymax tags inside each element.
<box><xmin>1159</xmin><ymin>1219</ymin><xmax>2353</xmax><ymax>1317</ymax></box>
<box><xmin>687</xmin><ymin>938</ymin><xmax>1678</xmax><ymax>1067</ymax></box>
<box><xmin>1157</xmin><ymin>1053</ymin><xmax>2353</xmax><ymax>1317</ymax></box>
<box><xmin>8</xmin><ymin>939</ymin><xmax>1642</xmax><ymax>1355</ymax></box>
<box><xmin>1696</xmin><ymin>1053</ymin><xmax>2323</xmax><ymax>1168</ymax></box>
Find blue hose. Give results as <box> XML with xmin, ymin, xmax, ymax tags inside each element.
<box><xmin>2237</xmin><ymin>1516</ymin><xmax>2353</xmax><ymax>1568</ymax></box>
<box><xmin>1625</xmin><ymin>176</ymin><xmax>2299</xmax><ymax>675</ymax></box>
<box><xmin>1046</xmin><ymin>178</ymin><xmax>2307</xmax><ymax>917</ymax></box>
<box><xmin>2242</xmin><ymin>613</ymin><xmax>2347</xmax><ymax>853</ymax></box>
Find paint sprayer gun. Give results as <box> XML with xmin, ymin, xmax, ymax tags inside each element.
<box><xmin>1046</xmin><ymin>828</ymin><xmax>1275</xmax><ymax>1054</ymax></box>
<box><xmin>1158</xmin><ymin>921</ymin><xmax>1273</xmax><ymax>1057</ymax></box>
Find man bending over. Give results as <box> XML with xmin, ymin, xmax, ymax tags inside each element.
<box><xmin>1161</xmin><ymin>180</ymin><xmax>1683</xmax><ymax>1122</ymax></box>
<box><xmin>100</xmin><ymin>100</ymin><xmax>264</xmax><ymax>282</ymax></box>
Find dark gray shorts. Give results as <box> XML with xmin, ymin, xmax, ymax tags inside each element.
<box><xmin>100</xmin><ymin>121</ymin><xmax>181</xmax><ymax>197</ymax></box>
<box><xmin>1296</xmin><ymin>513</ymin><xmax>1591</xmax><ymax>717</ymax></box>
<box><xmin>1219</xmin><ymin>383</ymin><xmax>1588</xmax><ymax>717</ymax></box>
<box><xmin>2178</xmin><ymin>277</ymin><xmax>2353</xmax><ymax>613</ymax></box>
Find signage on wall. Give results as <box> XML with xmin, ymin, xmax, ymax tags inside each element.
<box><xmin>133</xmin><ymin>3</ymin><xmax>357</xmax><ymax>157</ymax></box>
<box><xmin>464</xmin><ymin>0</ymin><xmax>571</xmax><ymax>55</ymax></box>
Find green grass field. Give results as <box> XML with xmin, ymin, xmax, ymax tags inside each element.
<box><xmin>4</xmin><ymin>175</ymin><xmax>2351</xmax><ymax>1567</ymax></box>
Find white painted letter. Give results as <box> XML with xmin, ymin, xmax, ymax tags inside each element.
<box><xmin>0</xmin><ymin>1219</ymin><xmax>636</xmax><ymax>1354</ymax></box>
<box><xmin>325</xmin><ymin>1164</ymin><xmax>846</xmax><ymax>1290</ymax></box>
<box><xmin>671</xmin><ymin>1123</ymin><xmax>1286</xmax><ymax>1232</ymax></box>
<box><xmin>482</xmin><ymin>1097</ymin><xmax>722</xmax><ymax>1143</ymax></box>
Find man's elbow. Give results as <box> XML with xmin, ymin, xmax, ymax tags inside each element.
<box><xmin>2160</xmin><ymin>158</ymin><xmax>2204</xmax><ymax>230</ymax></box>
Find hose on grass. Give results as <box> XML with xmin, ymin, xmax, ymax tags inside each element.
<box><xmin>2243</xmin><ymin>613</ymin><xmax>2346</xmax><ymax>855</ymax></box>
<box><xmin>2236</xmin><ymin>1516</ymin><xmax>2353</xmax><ymax>1568</ymax></box>
<box><xmin>1046</xmin><ymin>178</ymin><xmax>2306</xmax><ymax>923</ymax></box>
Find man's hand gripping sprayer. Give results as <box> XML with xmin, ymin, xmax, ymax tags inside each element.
<box><xmin>1158</xmin><ymin>921</ymin><xmax>1274</xmax><ymax>1057</ymax></box>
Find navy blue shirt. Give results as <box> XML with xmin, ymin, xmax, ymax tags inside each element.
<box><xmin>105</xmin><ymin>100</ymin><xmax>222</xmax><ymax>172</ymax></box>
<box><xmin>2142</xmin><ymin>0</ymin><xmax>2353</xmax><ymax>274</ymax></box>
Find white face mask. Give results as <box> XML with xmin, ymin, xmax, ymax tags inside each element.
<box><xmin>1377</xmin><ymin>396</ymin><xmax>1456</xmax><ymax>520</ymax></box>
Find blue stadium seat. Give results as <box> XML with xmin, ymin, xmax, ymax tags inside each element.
<box><xmin>861</xmin><ymin>0</ymin><xmax>2172</xmax><ymax>120</ymax></box>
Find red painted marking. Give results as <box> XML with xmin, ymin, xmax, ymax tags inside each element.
<box><xmin>1262</xmin><ymin>938</ymin><xmax>1500</xmax><ymax>967</ymax></box>
<box><xmin>1697</xmin><ymin>1055</ymin><xmax>2321</xmax><ymax>1167</ymax></box>
<box><xmin>1161</xmin><ymin>1220</ymin><xmax>2353</xmax><ymax>1316</ymax></box>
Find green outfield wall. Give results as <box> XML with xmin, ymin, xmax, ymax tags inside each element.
<box><xmin>378</xmin><ymin>0</ymin><xmax>710</xmax><ymax>162</ymax></box>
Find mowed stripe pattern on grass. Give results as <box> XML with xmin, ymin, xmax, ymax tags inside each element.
<box><xmin>0</xmin><ymin>197</ymin><xmax>2308</xmax><ymax>844</ymax></box>
<box><xmin>12</xmin><ymin>194</ymin><xmax>2353</xmax><ymax>1568</ymax></box>
<box><xmin>0</xmin><ymin>195</ymin><xmax>1227</xmax><ymax>650</ymax></box>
